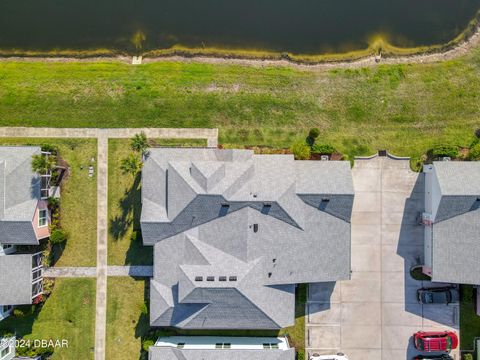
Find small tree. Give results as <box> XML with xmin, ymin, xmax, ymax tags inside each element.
<box><xmin>120</xmin><ymin>154</ymin><xmax>142</xmax><ymax>176</ymax></box>
<box><xmin>308</xmin><ymin>128</ymin><xmax>320</xmax><ymax>140</ymax></box>
<box><xmin>31</xmin><ymin>154</ymin><xmax>55</xmax><ymax>174</ymax></box>
<box><xmin>290</xmin><ymin>140</ymin><xmax>311</xmax><ymax>160</ymax></box>
<box><xmin>130</xmin><ymin>132</ymin><xmax>148</xmax><ymax>155</ymax></box>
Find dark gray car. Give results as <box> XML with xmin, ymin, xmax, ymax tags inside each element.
<box><xmin>413</xmin><ymin>354</ymin><xmax>453</xmax><ymax>360</ymax></box>
<box><xmin>417</xmin><ymin>287</ymin><xmax>459</xmax><ymax>305</ymax></box>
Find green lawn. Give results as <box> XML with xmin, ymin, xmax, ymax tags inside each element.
<box><xmin>107</xmin><ymin>138</ymin><xmax>206</xmax><ymax>265</ymax></box>
<box><xmin>106</xmin><ymin>277</ymin><xmax>149</xmax><ymax>360</ymax></box>
<box><xmin>0</xmin><ymin>138</ymin><xmax>97</xmax><ymax>266</ymax></box>
<box><xmin>460</xmin><ymin>285</ymin><xmax>480</xmax><ymax>351</ymax></box>
<box><xmin>0</xmin><ymin>278</ymin><xmax>96</xmax><ymax>360</ymax></box>
<box><xmin>1</xmin><ymin>53</ymin><xmax>480</xmax><ymax>157</ymax></box>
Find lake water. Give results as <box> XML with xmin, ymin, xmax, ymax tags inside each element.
<box><xmin>0</xmin><ymin>0</ymin><xmax>479</xmax><ymax>55</ymax></box>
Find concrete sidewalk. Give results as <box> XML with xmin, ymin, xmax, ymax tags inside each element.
<box><xmin>0</xmin><ymin>127</ymin><xmax>218</xmax><ymax>147</ymax></box>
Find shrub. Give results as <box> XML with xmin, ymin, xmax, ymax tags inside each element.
<box><xmin>120</xmin><ymin>154</ymin><xmax>142</xmax><ymax>176</ymax></box>
<box><xmin>430</xmin><ymin>144</ymin><xmax>459</xmax><ymax>159</ymax></box>
<box><xmin>40</xmin><ymin>143</ymin><xmax>58</xmax><ymax>154</ymax></box>
<box><xmin>49</xmin><ymin>229</ymin><xmax>68</xmax><ymax>245</ymax></box>
<box><xmin>140</xmin><ymin>303</ymin><xmax>148</xmax><ymax>315</ymax></box>
<box><xmin>290</xmin><ymin>141</ymin><xmax>311</xmax><ymax>160</ymax></box>
<box><xmin>463</xmin><ymin>353</ymin><xmax>473</xmax><ymax>360</ymax></box>
<box><xmin>130</xmin><ymin>132</ymin><xmax>148</xmax><ymax>155</ymax></box>
<box><xmin>469</xmin><ymin>143</ymin><xmax>480</xmax><ymax>160</ymax></box>
<box><xmin>13</xmin><ymin>309</ymin><xmax>25</xmax><ymax>318</ymax></box>
<box><xmin>32</xmin><ymin>295</ymin><xmax>44</xmax><ymax>305</ymax></box>
<box><xmin>308</xmin><ymin>128</ymin><xmax>320</xmax><ymax>139</ymax></box>
<box><xmin>475</xmin><ymin>128</ymin><xmax>480</xmax><ymax>138</ymax></box>
<box><xmin>142</xmin><ymin>340</ymin><xmax>154</xmax><ymax>352</ymax></box>
<box><xmin>312</xmin><ymin>144</ymin><xmax>335</xmax><ymax>155</ymax></box>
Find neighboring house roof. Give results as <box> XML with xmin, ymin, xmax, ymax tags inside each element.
<box><xmin>149</xmin><ymin>348</ymin><xmax>295</xmax><ymax>360</ymax></box>
<box><xmin>141</xmin><ymin>148</ymin><xmax>354</xmax><ymax>329</ymax></box>
<box><xmin>430</xmin><ymin>162</ymin><xmax>480</xmax><ymax>284</ymax></box>
<box><xmin>0</xmin><ymin>146</ymin><xmax>42</xmax><ymax>245</ymax></box>
<box><xmin>0</xmin><ymin>254</ymin><xmax>33</xmax><ymax>304</ymax></box>
<box><xmin>149</xmin><ymin>336</ymin><xmax>295</xmax><ymax>360</ymax></box>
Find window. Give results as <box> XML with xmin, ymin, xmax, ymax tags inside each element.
<box><xmin>194</xmin><ymin>276</ymin><xmax>203</xmax><ymax>282</ymax></box>
<box><xmin>38</xmin><ymin>209</ymin><xmax>48</xmax><ymax>227</ymax></box>
<box><xmin>207</xmin><ymin>276</ymin><xmax>214</xmax><ymax>282</ymax></box>
<box><xmin>32</xmin><ymin>269</ymin><xmax>42</xmax><ymax>281</ymax></box>
<box><xmin>1</xmin><ymin>347</ymin><xmax>10</xmax><ymax>358</ymax></box>
<box><xmin>229</xmin><ymin>276</ymin><xmax>237</xmax><ymax>282</ymax></box>
<box><xmin>2</xmin><ymin>305</ymin><xmax>12</xmax><ymax>313</ymax></box>
<box><xmin>215</xmin><ymin>343</ymin><xmax>230</xmax><ymax>349</ymax></box>
<box><xmin>219</xmin><ymin>276</ymin><xmax>227</xmax><ymax>282</ymax></box>
<box><xmin>2</xmin><ymin>244</ymin><xmax>12</xmax><ymax>250</ymax></box>
<box><xmin>177</xmin><ymin>343</ymin><xmax>185</xmax><ymax>349</ymax></box>
<box><xmin>263</xmin><ymin>343</ymin><xmax>279</xmax><ymax>349</ymax></box>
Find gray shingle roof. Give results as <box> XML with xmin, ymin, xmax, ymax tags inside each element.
<box><xmin>430</xmin><ymin>162</ymin><xmax>480</xmax><ymax>284</ymax></box>
<box><xmin>0</xmin><ymin>254</ymin><xmax>33</xmax><ymax>304</ymax></box>
<box><xmin>0</xmin><ymin>146</ymin><xmax>42</xmax><ymax>246</ymax></box>
<box><xmin>142</xmin><ymin>148</ymin><xmax>353</xmax><ymax>329</ymax></box>
<box><xmin>149</xmin><ymin>348</ymin><xmax>295</xmax><ymax>360</ymax></box>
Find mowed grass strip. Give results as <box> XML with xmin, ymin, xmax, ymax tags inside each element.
<box><xmin>0</xmin><ymin>278</ymin><xmax>96</xmax><ymax>360</ymax></box>
<box><xmin>0</xmin><ymin>138</ymin><xmax>97</xmax><ymax>266</ymax></box>
<box><xmin>106</xmin><ymin>277</ymin><xmax>149</xmax><ymax>360</ymax></box>
<box><xmin>107</xmin><ymin>138</ymin><xmax>207</xmax><ymax>265</ymax></box>
<box><xmin>0</xmin><ymin>52</ymin><xmax>479</xmax><ymax>155</ymax></box>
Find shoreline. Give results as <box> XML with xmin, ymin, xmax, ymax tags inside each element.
<box><xmin>0</xmin><ymin>23</ymin><xmax>479</xmax><ymax>69</ymax></box>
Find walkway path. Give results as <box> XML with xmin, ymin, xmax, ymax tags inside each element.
<box><xmin>0</xmin><ymin>127</ymin><xmax>218</xmax><ymax>147</ymax></box>
<box><xmin>43</xmin><ymin>266</ymin><xmax>153</xmax><ymax>278</ymax></box>
<box><xmin>0</xmin><ymin>127</ymin><xmax>218</xmax><ymax>360</ymax></box>
<box><xmin>94</xmin><ymin>132</ymin><xmax>108</xmax><ymax>360</ymax></box>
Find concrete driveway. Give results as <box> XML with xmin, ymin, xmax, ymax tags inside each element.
<box><xmin>306</xmin><ymin>154</ymin><xmax>460</xmax><ymax>360</ymax></box>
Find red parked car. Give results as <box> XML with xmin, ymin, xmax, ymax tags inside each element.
<box><xmin>414</xmin><ymin>331</ymin><xmax>458</xmax><ymax>352</ymax></box>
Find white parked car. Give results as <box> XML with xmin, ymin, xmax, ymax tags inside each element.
<box><xmin>309</xmin><ymin>353</ymin><xmax>349</xmax><ymax>360</ymax></box>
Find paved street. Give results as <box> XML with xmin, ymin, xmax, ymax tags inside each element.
<box><xmin>306</xmin><ymin>154</ymin><xmax>460</xmax><ymax>360</ymax></box>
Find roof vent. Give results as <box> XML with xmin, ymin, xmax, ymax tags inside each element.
<box><xmin>219</xmin><ymin>276</ymin><xmax>227</xmax><ymax>281</ymax></box>
<box><xmin>229</xmin><ymin>276</ymin><xmax>237</xmax><ymax>282</ymax></box>
<box><xmin>268</xmin><ymin>272</ymin><xmax>272</xmax><ymax>278</ymax></box>
<box><xmin>195</xmin><ymin>276</ymin><xmax>203</xmax><ymax>282</ymax></box>
<box><xmin>207</xmin><ymin>276</ymin><xmax>214</xmax><ymax>282</ymax></box>
<box><xmin>253</xmin><ymin>224</ymin><xmax>259</xmax><ymax>233</ymax></box>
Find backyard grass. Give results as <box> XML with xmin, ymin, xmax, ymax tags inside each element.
<box><xmin>0</xmin><ymin>51</ymin><xmax>480</xmax><ymax>157</ymax></box>
<box><xmin>460</xmin><ymin>285</ymin><xmax>480</xmax><ymax>351</ymax></box>
<box><xmin>106</xmin><ymin>277</ymin><xmax>149</xmax><ymax>360</ymax></box>
<box><xmin>106</xmin><ymin>278</ymin><xmax>306</xmax><ymax>359</ymax></box>
<box><xmin>0</xmin><ymin>138</ymin><xmax>97</xmax><ymax>266</ymax></box>
<box><xmin>107</xmin><ymin>138</ymin><xmax>207</xmax><ymax>265</ymax></box>
<box><xmin>0</xmin><ymin>278</ymin><xmax>96</xmax><ymax>360</ymax></box>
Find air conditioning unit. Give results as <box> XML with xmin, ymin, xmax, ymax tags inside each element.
<box><xmin>320</xmin><ymin>155</ymin><xmax>329</xmax><ymax>161</ymax></box>
<box><xmin>442</xmin><ymin>157</ymin><xmax>451</xmax><ymax>161</ymax></box>
<box><xmin>421</xmin><ymin>212</ymin><xmax>433</xmax><ymax>226</ymax></box>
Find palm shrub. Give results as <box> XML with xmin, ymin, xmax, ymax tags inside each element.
<box><xmin>130</xmin><ymin>131</ymin><xmax>148</xmax><ymax>155</ymax></box>
<box><xmin>120</xmin><ymin>154</ymin><xmax>142</xmax><ymax>175</ymax></box>
<box><xmin>290</xmin><ymin>140</ymin><xmax>311</xmax><ymax>160</ymax></box>
<box><xmin>31</xmin><ymin>154</ymin><xmax>55</xmax><ymax>174</ymax></box>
